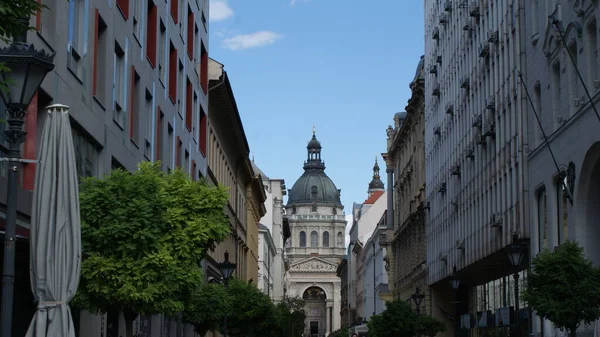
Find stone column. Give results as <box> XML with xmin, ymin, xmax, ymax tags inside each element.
<box><xmin>325</xmin><ymin>303</ymin><xmax>333</xmax><ymax>336</ymax></box>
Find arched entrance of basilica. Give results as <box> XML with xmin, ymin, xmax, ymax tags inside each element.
<box><xmin>577</xmin><ymin>142</ymin><xmax>600</xmax><ymax>264</ymax></box>
<box><xmin>303</xmin><ymin>287</ymin><xmax>327</xmax><ymax>337</ymax></box>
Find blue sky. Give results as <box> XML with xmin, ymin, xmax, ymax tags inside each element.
<box><xmin>208</xmin><ymin>0</ymin><xmax>424</xmax><ymax>215</ymax></box>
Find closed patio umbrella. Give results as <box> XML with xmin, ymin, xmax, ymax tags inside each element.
<box><xmin>25</xmin><ymin>104</ymin><xmax>81</xmax><ymax>337</ymax></box>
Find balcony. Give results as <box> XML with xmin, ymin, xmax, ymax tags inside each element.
<box><xmin>432</xmin><ymin>27</ymin><xmax>440</xmax><ymax>40</ymax></box>
<box><xmin>472</xmin><ymin>113</ymin><xmax>482</xmax><ymax>128</ymax></box>
<box><xmin>484</xmin><ymin>117</ymin><xmax>496</xmax><ymax>137</ymax></box>
<box><xmin>458</xmin><ymin>0</ymin><xmax>468</xmax><ymax>8</ymax></box>
<box><xmin>451</xmin><ymin>164</ymin><xmax>461</xmax><ymax>177</ymax></box>
<box><xmin>469</xmin><ymin>2</ymin><xmax>480</xmax><ymax>17</ymax></box>
<box><xmin>287</xmin><ymin>213</ymin><xmax>347</xmax><ymax>221</ymax></box>
<box><xmin>432</xmin><ymin>85</ymin><xmax>441</xmax><ymax>96</ymax></box>
<box><xmin>486</xmin><ymin>95</ymin><xmax>495</xmax><ymax>110</ymax></box>
<box><xmin>465</xmin><ymin>146</ymin><xmax>475</xmax><ymax>159</ymax></box>
<box><xmin>433</xmin><ymin>125</ymin><xmax>441</xmax><ymax>136</ymax></box>
<box><xmin>488</xmin><ymin>30</ymin><xmax>499</xmax><ymax>43</ymax></box>
<box><xmin>460</xmin><ymin>76</ymin><xmax>470</xmax><ymax>89</ymax></box>
<box><xmin>445</xmin><ymin>103</ymin><xmax>454</xmax><ymax>115</ymax></box>
<box><xmin>436</xmin><ymin>55</ymin><xmax>442</xmax><ymax>63</ymax></box>
<box><xmin>429</xmin><ymin>64</ymin><xmax>438</xmax><ymax>75</ymax></box>
<box><xmin>439</xmin><ymin>13</ymin><xmax>448</xmax><ymax>24</ymax></box>
<box><xmin>438</xmin><ymin>182</ymin><xmax>447</xmax><ymax>194</ymax></box>
<box><xmin>463</xmin><ymin>19</ymin><xmax>473</xmax><ymax>31</ymax></box>
<box><xmin>479</xmin><ymin>42</ymin><xmax>490</xmax><ymax>58</ymax></box>
<box><xmin>444</xmin><ymin>0</ymin><xmax>452</xmax><ymax>11</ymax></box>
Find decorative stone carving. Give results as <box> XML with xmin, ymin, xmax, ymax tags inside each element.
<box><xmin>291</xmin><ymin>259</ymin><xmax>338</xmax><ymax>272</ymax></box>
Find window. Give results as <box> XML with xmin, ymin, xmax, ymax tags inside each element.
<box><xmin>310</xmin><ymin>231</ymin><xmax>318</xmax><ymax>247</ymax></box>
<box><xmin>323</xmin><ymin>231</ymin><xmax>329</xmax><ymax>247</ymax></box>
<box><xmin>67</xmin><ymin>0</ymin><xmax>86</xmax><ymax>79</ymax></box>
<box><xmin>129</xmin><ymin>67</ymin><xmax>141</xmax><ymax>144</ymax></box>
<box><xmin>170</xmin><ymin>0</ymin><xmax>179</xmax><ymax>23</ymax></box>
<box><xmin>194</xmin><ymin>24</ymin><xmax>200</xmax><ymax>65</ymax></box>
<box><xmin>187</xmin><ymin>5</ymin><xmax>194</xmax><ymax>60</ymax></box>
<box><xmin>311</xmin><ymin>185</ymin><xmax>317</xmax><ymax>198</ymax></box>
<box><xmin>192</xmin><ymin>160</ymin><xmax>197</xmax><ymax>180</ymax></box>
<box><xmin>144</xmin><ymin>88</ymin><xmax>153</xmax><ymax>159</ymax></box>
<box><xmin>192</xmin><ymin>91</ymin><xmax>198</xmax><ymax>136</ymax></box>
<box><xmin>116</xmin><ymin>0</ymin><xmax>129</xmax><ymax>19</ymax></box>
<box><xmin>168</xmin><ymin>41</ymin><xmax>177</xmax><ymax>103</ymax></box>
<box><xmin>111</xmin><ymin>157</ymin><xmax>126</xmax><ymax>171</ymax></box>
<box><xmin>568</xmin><ymin>41</ymin><xmax>579</xmax><ymax>115</ymax></box>
<box><xmin>93</xmin><ymin>10</ymin><xmax>108</xmax><ymax>105</ymax></box>
<box><xmin>311</xmin><ymin>203</ymin><xmax>317</xmax><ymax>212</ymax></box>
<box><xmin>299</xmin><ymin>231</ymin><xmax>306</xmax><ymax>247</ymax></box>
<box><xmin>587</xmin><ymin>20</ymin><xmax>598</xmax><ymax>88</ymax></box>
<box><xmin>158</xmin><ymin>20</ymin><xmax>167</xmax><ymax>84</ymax></box>
<box><xmin>156</xmin><ymin>108</ymin><xmax>163</xmax><ymax>162</ymax></box>
<box><xmin>176</xmin><ymin>136</ymin><xmax>182</xmax><ymax>168</ymax></box>
<box><xmin>557</xmin><ymin>178</ymin><xmax>569</xmax><ymax>245</ymax></box>
<box><xmin>186</xmin><ymin>77</ymin><xmax>192</xmax><ymax>130</ymax></box>
<box><xmin>199</xmin><ymin>107</ymin><xmax>207</xmax><ymax>156</ymax></box>
<box><xmin>132</xmin><ymin>0</ymin><xmax>143</xmax><ymax>43</ymax></box>
<box><xmin>200</xmin><ymin>42</ymin><xmax>208</xmax><ymax>93</ymax></box>
<box><xmin>106</xmin><ymin>310</ymin><xmax>119</xmax><ymax>337</ymax></box>
<box><xmin>113</xmin><ymin>42</ymin><xmax>126</xmax><ymax>128</ymax></box>
<box><xmin>178</xmin><ymin>60</ymin><xmax>184</xmax><ymax>116</ymax></box>
<box><xmin>552</xmin><ymin>61</ymin><xmax>561</xmax><ymax>128</ymax></box>
<box><xmin>72</xmin><ymin>126</ymin><xmax>99</xmax><ymax>178</ymax></box>
<box><xmin>537</xmin><ymin>188</ymin><xmax>547</xmax><ymax>251</ymax></box>
<box><xmin>146</xmin><ymin>0</ymin><xmax>158</xmax><ymax>67</ymax></box>
<box><xmin>38</xmin><ymin>0</ymin><xmax>58</xmax><ymax>41</ymax></box>
<box><xmin>167</xmin><ymin>123</ymin><xmax>174</xmax><ymax>170</ymax></box>
<box><xmin>185</xmin><ymin>150</ymin><xmax>190</xmax><ymax>173</ymax></box>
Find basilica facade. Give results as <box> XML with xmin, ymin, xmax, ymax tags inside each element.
<box><xmin>285</xmin><ymin>131</ymin><xmax>347</xmax><ymax>337</ymax></box>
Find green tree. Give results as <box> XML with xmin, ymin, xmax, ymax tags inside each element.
<box><xmin>368</xmin><ymin>300</ymin><xmax>446</xmax><ymax>337</ymax></box>
<box><xmin>74</xmin><ymin>162</ymin><xmax>230</xmax><ymax>337</ymax></box>
<box><xmin>226</xmin><ymin>279</ymin><xmax>277</xmax><ymax>337</ymax></box>
<box><xmin>0</xmin><ymin>0</ymin><xmax>43</xmax><ymax>43</ymax></box>
<box><xmin>183</xmin><ymin>282</ymin><xmax>231</xmax><ymax>336</ymax></box>
<box><xmin>523</xmin><ymin>240</ymin><xmax>600</xmax><ymax>337</ymax></box>
<box><xmin>273</xmin><ymin>297</ymin><xmax>306</xmax><ymax>337</ymax></box>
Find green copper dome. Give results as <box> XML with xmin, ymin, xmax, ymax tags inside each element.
<box><xmin>287</xmin><ymin>131</ymin><xmax>341</xmax><ymax>205</ymax></box>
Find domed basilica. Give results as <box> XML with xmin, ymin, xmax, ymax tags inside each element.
<box><xmin>285</xmin><ymin>131</ymin><xmax>347</xmax><ymax>337</ymax></box>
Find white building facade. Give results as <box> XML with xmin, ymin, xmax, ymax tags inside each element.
<box><xmin>258</xmin><ymin>224</ymin><xmax>277</xmax><ymax>298</ymax></box>
<box><xmin>525</xmin><ymin>1</ymin><xmax>600</xmax><ymax>337</ymax></box>
<box><xmin>254</xmin><ymin>162</ymin><xmax>290</xmax><ymax>302</ymax></box>
<box><xmin>285</xmin><ymin>132</ymin><xmax>346</xmax><ymax>337</ymax></box>
<box><xmin>424</xmin><ymin>0</ymin><xmax>529</xmax><ymax>336</ymax></box>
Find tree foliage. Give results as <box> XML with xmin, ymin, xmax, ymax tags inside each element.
<box><xmin>328</xmin><ymin>326</ymin><xmax>350</xmax><ymax>337</ymax></box>
<box><xmin>523</xmin><ymin>240</ymin><xmax>600</xmax><ymax>337</ymax></box>
<box><xmin>0</xmin><ymin>0</ymin><xmax>43</xmax><ymax>43</ymax></box>
<box><xmin>183</xmin><ymin>283</ymin><xmax>231</xmax><ymax>336</ymax></box>
<box><xmin>272</xmin><ymin>296</ymin><xmax>306</xmax><ymax>337</ymax></box>
<box><xmin>226</xmin><ymin>278</ymin><xmax>277</xmax><ymax>337</ymax></box>
<box><xmin>74</xmin><ymin>162</ymin><xmax>230</xmax><ymax>337</ymax></box>
<box><xmin>368</xmin><ymin>300</ymin><xmax>446</xmax><ymax>337</ymax></box>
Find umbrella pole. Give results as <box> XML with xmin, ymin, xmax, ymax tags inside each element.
<box><xmin>0</xmin><ymin>108</ymin><xmax>27</xmax><ymax>337</ymax></box>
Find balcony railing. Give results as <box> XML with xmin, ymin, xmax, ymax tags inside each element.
<box><xmin>287</xmin><ymin>214</ymin><xmax>347</xmax><ymax>221</ymax></box>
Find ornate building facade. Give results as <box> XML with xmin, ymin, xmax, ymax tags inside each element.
<box><xmin>382</xmin><ymin>57</ymin><xmax>429</xmax><ymax>312</ymax></box>
<box><xmin>285</xmin><ymin>131</ymin><xmax>347</xmax><ymax>336</ymax></box>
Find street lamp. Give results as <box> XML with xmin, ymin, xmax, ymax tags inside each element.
<box><xmin>410</xmin><ymin>286</ymin><xmax>425</xmax><ymax>314</ymax></box>
<box><xmin>449</xmin><ymin>265</ymin><xmax>460</xmax><ymax>337</ymax></box>
<box><xmin>0</xmin><ymin>27</ymin><xmax>54</xmax><ymax>337</ymax></box>
<box><xmin>217</xmin><ymin>251</ymin><xmax>236</xmax><ymax>337</ymax></box>
<box><xmin>506</xmin><ymin>233</ymin><xmax>526</xmax><ymax>337</ymax></box>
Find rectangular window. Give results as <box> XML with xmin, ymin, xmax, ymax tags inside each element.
<box><xmin>156</xmin><ymin>108</ymin><xmax>163</xmax><ymax>162</ymax></box>
<box><xmin>38</xmin><ymin>0</ymin><xmax>58</xmax><ymax>41</ymax></box>
<box><xmin>192</xmin><ymin>91</ymin><xmax>198</xmax><ymax>136</ymax></box>
<box><xmin>185</xmin><ymin>78</ymin><xmax>192</xmax><ymax>131</ymax></box>
<box><xmin>113</xmin><ymin>42</ymin><xmax>126</xmax><ymax>128</ymax></box>
<box><xmin>194</xmin><ymin>24</ymin><xmax>199</xmax><ymax>66</ymax></box>
<box><xmin>116</xmin><ymin>0</ymin><xmax>129</xmax><ymax>19</ymax></box>
<box><xmin>186</xmin><ymin>6</ymin><xmax>194</xmax><ymax>60</ymax></box>
<box><xmin>170</xmin><ymin>0</ymin><xmax>179</xmax><ymax>23</ymax></box>
<box><xmin>72</xmin><ymin>125</ymin><xmax>99</xmax><ymax>178</ymax></box>
<box><xmin>93</xmin><ymin>10</ymin><xmax>108</xmax><ymax>105</ymax></box>
<box><xmin>201</xmin><ymin>10</ymin><xmax>207</xmax><ymax>32</ymax></box>
<box><xmin>132</xmin><ymin>0</ymin><xmax>143</xmax><ymax>43</ymax></box>
<box><xmin>185</xmin><ymin>150</ymin><xmax>190</xmax><ymax>173</ymax></box>
<box><xmin>158</xmin><ymin>20</ymin><xmax>166</xmax><ymax>84</ymax></box>
<box><xmin>192</xmin><ymin>160</ymin><xmax>197</xmax><ymax>181</ymax></box>
<box><xmin>129</xmin><ymin>67</ymin><xmax>141</xmax><ymax>144</ymax></box>
<box><xmin>168</xmin><ymin>42</ymin><xmax>177</xmax><ymax>103</ymax></box>
<box><xmin>199</xmin><ymin>107</ymin><xmax>207</xmax><ymax>156</ymax></box>
<box><xmin>200</xmin><ymin>42</ymin><xmax>208</xmax><ymax>93</ymax></box>
<box><xmin>146</xmin><ymin>0</ymin><xmax>158</xmax><ymax>67</ymax></box>
<box><xmin>176</xmin><ymin>136</ymin><xmax>182</xmax><ymax>168</ymax></box>
<box><xmin>67</xmin><ymin>0</ymin><xmax>86</xmax><ymax>79</ymax></box>
<box><xmin>178</xmin><ymin>60</ymin><xmax>184</xmax><ymax>116</ymax></box>
<box><xmin>167</xmin><ymin>123</ymin><xmax>174</xmax><ymax>170</ymax></box>
<box><xmin>537</xmin><ymin>188</ymin><xmax>547</xmax><ymax>251</ymax></box>
<box><xmin>552</xmin><ymin>61</ymin><xmax>561</xmax><ymax>128</ymax></box>
<box><xmin>144</xmin><ymin>88</ymin><xmax>153</xmax><ymax>160</ymax></box>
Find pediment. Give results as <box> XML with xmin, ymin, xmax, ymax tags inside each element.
<box><xmin>289</xmin><ymin>257</ymin><xmax>338</xmax><ymax>273</ymax></box>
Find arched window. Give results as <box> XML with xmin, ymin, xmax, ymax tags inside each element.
<box><xmin>311</xmin><ymin>185</ymin><xmax>317</xmax><ymax>199</ymax></box>
<box><xmin>311</xmin><ymin>231</ymin><xmax>318</xmax><ymax>247</ymax></box>
<box><xmin>299</xmin><ymin>231</ymin><xmax>306</xmax><ymax>247</ymax></box>
<box><xmin>323</xmin><ymin>231</ymin><xmax>330</xmax><ymax>247</ymax></box>
<box><xmin>311</xmin><ymin>203</ymin><xmax>317</xmax><ymax>212</ymax></box>
<box><xmin>337</xmin><ymin>232</ymin><xmax>343</xmax><ymax>247</ymax></box>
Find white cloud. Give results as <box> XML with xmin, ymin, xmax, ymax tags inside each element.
<box><xmin>290</xmin><ymin>0</ymin><xmax>311</xmax><ymax>6</ymax></box>
<box><xmin>222</xmin><ymin>31</ymin><xmax>283</xmax><ymax>51</ymax></box>
<box><xmin>209</xmin><ymin>0</ymin><xmax>234</xmax><ymax>22</ymax></box>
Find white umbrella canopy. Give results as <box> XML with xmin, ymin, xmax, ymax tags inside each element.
<box><xmin>25</xmin><ymin>104</ymin><xmax>81</xmax><ymax>337</ymax></box>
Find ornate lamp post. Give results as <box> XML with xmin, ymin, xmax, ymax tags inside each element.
<box><xmin>0</xmin><ymin>27</ymin><xmax>54</xmax><ymax>337</ymax></box>
<box><xmin>449</xmin><ymin>265</ymin><xmax>460</xmax><ymax>337</ymax></box>
<box><xmin>411</xmin><ymin>286</ymin><xmax>425</xmax><ymax>314</ymax></box>
<box><xmin>218</xmin><ymin>251</ymin><xmax>236</xmax><ymax>337</ymax></box>
<box><xmin>506</xmin><ymin>233</ymin><xmax>526</xmax><ymax>337</ymax></box>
